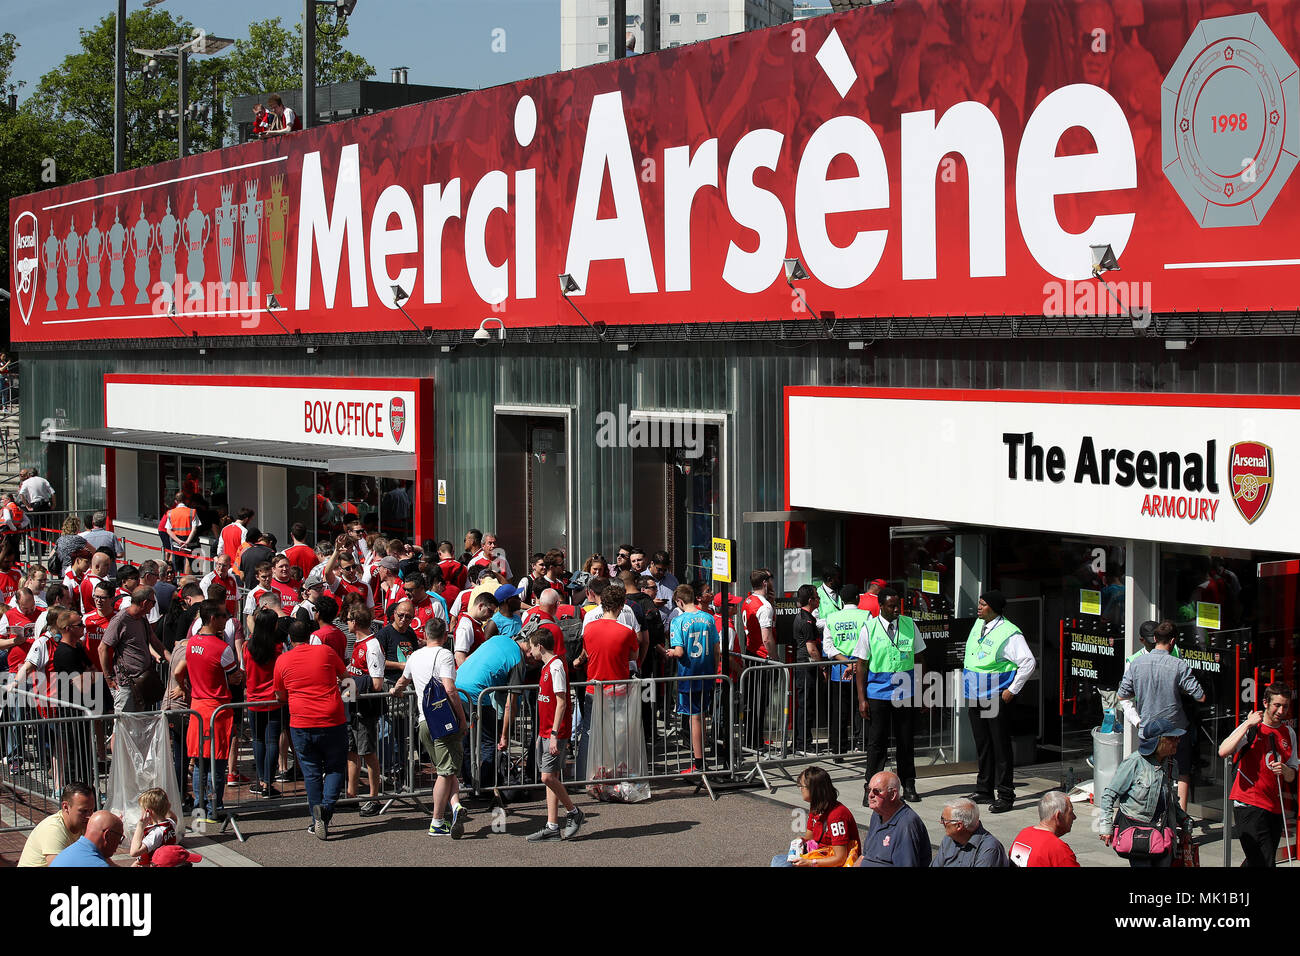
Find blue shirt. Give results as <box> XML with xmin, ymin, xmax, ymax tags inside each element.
<box><xmin>858</xmin><ymin>803</ymin><xmax>932</xmax><ymax>867</ymax></box>
<box><xmin>670</xmin><ymin>610</ymin><xmax>720</xmax><ymax>680</ymax></box>
<box><xmin>49</xmin><ymin>836</ymin><xmax>111</xmax><ymax>868</ymax></box>
<box><xmin>491</xmin><ymin>610</ymin><xmax>523</xmax><ymax>640</ymax></box>
<box><xmin>455</xmin><ymin>634</ymin><xmax>526</xmax><ymax>716</ymax></box>
<box><xmin>429</xmin><ymin>590</ymin><xmax>449</xmax><ymax>622</ymax></box>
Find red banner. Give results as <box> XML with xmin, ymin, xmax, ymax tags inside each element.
<box><xmin>10</xmin><ymin>0</ymin><xmax>1300</xmax><ymax>342</ymax></box>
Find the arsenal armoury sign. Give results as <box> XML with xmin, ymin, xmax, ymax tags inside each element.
<box><xmin>786</xmin><ymin>388</ymin><xmax>1300</xmax><ymax>553</ymax></box>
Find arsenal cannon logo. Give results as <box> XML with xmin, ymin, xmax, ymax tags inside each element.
<box><xmin>389</xmin><ymin>397</ymin><xmax>406</xmax><ymax>446</ymax></box>
<box><xmin>12</xmin><ymin>211</ymin><xmax>38</xmax><ymax>326</ymax></box>
<box><xmin>1229</xmin><ymin>441</ymin><xmax>1273</xmax><ymax>524</ymax></box>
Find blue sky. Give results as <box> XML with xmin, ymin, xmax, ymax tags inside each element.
<box><xmin>9</xmin><ymin>0</ymin><xmax>560</xmax><ymax>96</ymax></box>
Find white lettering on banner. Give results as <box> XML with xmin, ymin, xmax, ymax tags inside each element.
<box><xmin>786</xmin><ymin>392</ymin><xmax>1298</xmax><ymax>553</ymax></box>
<box><xmin>291</xmin><ymin>80</ymin><xmax>1136</xmax><ymax>309</ymax></box>
<box><xmin>105</xmin><ymin>381</ymin><xmax>416</xmax><ymax>453</ymax></box>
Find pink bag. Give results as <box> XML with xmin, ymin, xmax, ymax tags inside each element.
<box><xmin>1111</xmin><ymin>810</ymin><xmax>1175</xmax><ymax>859</ymax></box>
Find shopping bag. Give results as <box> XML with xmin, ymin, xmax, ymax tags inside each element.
<box><xmin>106</xmin><ymin>713</ymin><xmax>183</xmax><ymax>832</ymax></box>
<box><xmin>586</xmin><ymin>682</ymin><xmax>651</xmax><ymax>803</ymax></box>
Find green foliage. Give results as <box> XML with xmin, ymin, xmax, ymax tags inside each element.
<box><xmin>224</xmin><ymin>11</ymin><xmax>374</xmax><ymax>100</ymax></box>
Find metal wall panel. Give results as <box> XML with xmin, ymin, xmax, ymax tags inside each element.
<box><xmin>19</xmin><ymin>336</ymin><xmax>1300</xmax><ymax>577</ymax></box>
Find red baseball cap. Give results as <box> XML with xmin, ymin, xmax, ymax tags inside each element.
<box><xmin>870</xmin><ymin>578</ymin><xmax>887</xmax><ymax>589</ymax></box>
<box><xmin>151</xmin><ymin>845</ymin><xmax>203</xmax><ymax>867</ymax></box>
<box><xmin>711</xmin><ymin>593</ymin><xmax>743</xmax><ymax>608</ymax></box>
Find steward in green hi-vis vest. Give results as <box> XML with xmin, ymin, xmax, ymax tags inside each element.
<box><xmin>862</xmin><ymin>614</ymin><xmax>919</xmax><ymax>700</ymax></box>
<box><xmin>963</xmin><ymin>618</ymin><xmax>1020</xmax><ymax>699</ymax></box>
<box><xmin>825</xmin><ymin>607</ymin><xmax>871</xmax><ymax>683</ymax></box>
<box><xmin>816</xmin><ymin>583</ymin><xmax>843</xmax><ymax>617</ymax></box>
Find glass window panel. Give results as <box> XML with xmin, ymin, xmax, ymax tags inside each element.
<box><xmin>287</xmin><ymin>467</ymin><xmax>318</xmax><ymax>546</ymax></box>
<box><xmin>379</xmin><ymin>478</ymin><xmax>414</xmax><ymax>543</ymax></box>
<box><xmin>159</xmin><ymin>455</ymin><xmax>179</xmax><ymax>519</ymax></box>
<box><xmin>137</xmin><ymin>452</ymin><xmax>160</xmax><ymax>524</ymax></box>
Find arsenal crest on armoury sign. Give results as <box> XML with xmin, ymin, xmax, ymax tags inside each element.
<box><xmin>1229</xmin><ymin>441</ymin><xmax>1274</xmax><ymax>524</ymax></box>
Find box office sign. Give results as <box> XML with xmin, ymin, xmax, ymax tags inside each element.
<box><xmin>105</xmin><ymin>374</ymin><xmax>420</xmax><ymax>453</ymax></box>
<box><xmin>786</xmin><ymin>388</ymin><xmax>1300</xmax><ymax>553</ymax></box>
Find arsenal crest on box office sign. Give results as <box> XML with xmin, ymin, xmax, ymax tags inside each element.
<box><xmin>389</xmin><ymin>397</ymin><xmax>405</xmax><ymax>446</ymax></box>
<box><xmin>1229</xmin><ymin>441</ymin><xmax>1274</xmax><ymax>524</ymax></box>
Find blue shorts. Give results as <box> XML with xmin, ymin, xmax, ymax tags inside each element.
<box><xmin>677</xmin><ymin>682</ymin><xmax>713</xmax><ymax>716</ymax></box>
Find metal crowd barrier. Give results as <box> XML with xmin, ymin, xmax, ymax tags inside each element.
<box><xmin>204</xmin><ymin>688</ymin><xmax>427</xmax><ymax>841</ymax></box>
<box><xmin>469</xmin><ymin>673</ymin><xmax>737</xmax><ymax>803</ymax></box>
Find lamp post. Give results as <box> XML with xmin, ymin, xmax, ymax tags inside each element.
<box><xmin>304</xmin><ymin>0</ymin><xmax>358</xmax><ymax>131</ymax></box>
<box><xmin>136</xmin><ymin>30</ymin><xmax>232</xmax><ymax>160</ymax></box>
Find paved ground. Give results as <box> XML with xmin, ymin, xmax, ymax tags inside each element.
<box><xmin>174</xmin><ymin>756</ymin><xmax>1229</xmax><ymax>867</ymax></box>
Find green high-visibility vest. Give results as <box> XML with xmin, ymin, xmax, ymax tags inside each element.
<box><xmin>817</xmin><ymin>584</ymin><xmax>843</xmax><ymax>616</ymax></box>
<box><xmin>825</xmin><ymin>607</ymin><xmax>871</xmax><ymax>658</ymax></box>
<box><xmin>865</xmin><ymin>615</ymin><xmax>917</xmax><ymax>674</ymax></box>
<box><xmin>964</xmin><ymin>618</ymin><xmax>1020</xmax><ymax>673</ymax></box>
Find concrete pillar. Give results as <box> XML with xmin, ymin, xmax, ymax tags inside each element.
<box><xmin>1123</xmin><ymin>538</ymin><xmax>1159</xmax><ymax>756</ymax></box>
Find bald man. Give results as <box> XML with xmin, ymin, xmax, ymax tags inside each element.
<box><xmin>858</xmin><ymin>771</ymin><xmax>930</xmax><ymax>867</ymax></box>
<box><xmin>50</xmin><ymin>809</ymin><xmax>124</xmax><ymax>867</ymax></box>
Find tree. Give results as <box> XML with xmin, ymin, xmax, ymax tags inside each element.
<box><xmin>224</xmin><ymin>11</ymin><xmax>374</xmax><ymax>103</ymax></box>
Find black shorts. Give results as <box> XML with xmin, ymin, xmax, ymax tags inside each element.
<box><xmin>1173</xmin><ymin>731</ymin><xmax>1194</xmax><ymax>778</ymax></box>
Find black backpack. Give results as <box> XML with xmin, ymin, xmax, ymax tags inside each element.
<box><xmin>561</xmin><ymin>617</ymin><xmax>585</xmax><ymax>681</ymax></box>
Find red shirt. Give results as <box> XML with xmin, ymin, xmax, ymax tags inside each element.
<box><xmin>219</xmin><ymin>523</ymin><xmax>247</xmax><ymax>561</ymax></box>
<box><xmin>741</xmin><ymin>593</ymin><xmax>773</xmax><ymax>658</ymax></box>
<box><xmin>61</xmin><ymin>570</ymin><xmax>82</xmax><ymax>613</ymax></box>
<box><xmin>185</xmin><ymin>633</ymin><xmax>237</xmax><ymax>704</ymax></box>
<box><xmin>410</xmin><ymin>596</ymin><xmax>437</xmax><ymax>631</ymax></box>
<box><xmin>380</xmin><ymin>581</ymin><xmax>408</xmax><ymax>621</ymax></box>
<box><xmin>204</xmin><ymin>572</ymin><xmax>239</xmax><ymax>617</ymax></box>
<box><xmin>4</xmin><ymin>608</ymin><xmax>35</xmax><ymax>673</ymax></box>
<box><xmin>439</xmin><ymin>559</ymin><xmax>468</xmax><ymax>592</ymax></box>
<box><xmin>584</xmin><ymin>618</ymin><xmax>639</xmax><ymax>682</ymax></box>
<box><xmin>79</xmin><ymin>574</ymin><xmax>103</xmax><ymax>619</ymax></box>
<box><xmin>0</xmin><ymin>569</ymin><xmax>20</xmax><ymax>604</ymax></box>
<box><xmin>312</xmin><ymin>624</ymin><xmax>347</xmax><ymax>662</ymax></box>
<box><xmin>270</xmin><ymin>578</ymin><xmax>300</xmax><ymax>612</ymax></box>
<box><xmin>809</xmin><ymin>803</ymin><xmax>860</xmax><ymax>848</ymax></box>
<box><xmin>1009</xmin><ymin>827</ymin><xmax>1079</xmax><ymax>867</ymax></box>
<box><xmin>440</xmin><ymin>584</ymin><xmax>460</xmax><ymax>611</ymax></box>
<box><xmin>537</xmin><ymin>655</ymin><xmax>570</xmax><ymax>739</ymax></box>
<box><xmin>523</xmin><ymin>608</ymin><xmax>565</xmax><ymax>659</ymax></box>
<box><xmin>273</xmin><ymin>643</ymin><xmax>347</xmax><ymax>728</ymax></box>
<box><xmin>82</xmin><ymin>610</ymin><xmax>109</xmax><ymax>672</ymax></box>
<box><xmin>284</xmin><ymin>544</ymin><xmax>317</xmax><ymax>580</ymax></box>
<box><xmin>1229</xmin><ymin>722</ymin><xmax>1298</xmax><ymax>815</ymax></box>
<box><xmin>857</xmin><ymin>592</ymin><xmax>881</xmax><ymax>615</ymax></box>
<box><xmin>243</xmin><ymin>643</ymin><xmax>283</xmax><ymax>712</ymax></box>
<box><xmin>334</xmin><ymin>578</ymin><xmax>371</xmax><ymax>609</ymax></box>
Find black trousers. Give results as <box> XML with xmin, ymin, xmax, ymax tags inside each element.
<box><xmin>863</xmin><ymin>696</ymin><xmax>916</xmax><ymax>784</ymax></box>
<box><xmin>1235</xmin><ymin>803</ymin><xmax>1284</xmax><ymax>867</ymax></box>
<box><xmin>827</xmin><ymin>680</ymin><xmax>857</xmax><ymax>754</ymax></box>
<box><xmin>968</xmin><ymin>701</ymin><xmax>1014</xmax><ymax>800</ymax></box>
<box><xmin>792</xmin><ymin>668</ymin><xmax>819</xmax><ymax>753</ymax></box>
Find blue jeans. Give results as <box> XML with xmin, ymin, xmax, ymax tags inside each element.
<box><xmin>770</xmin><ymin>853</ymin><xmax>794</xmax><ymax>867</ymax></box>
<box><xmin>251</xmin><ymin>709</ymin><xmax>282</xmax><ymax>786</ymax></box>
<box><xmin>193</xmin><ymin>757</ymin><xmax>227</xmax><ymax>816</ymax></box>
<box><xmin>290</xmin><ymin>724</ymin><xmax>347</xmax><ymax>822</ymax></box>
<box><xmin>473</xmin><ymin>706</ymin><xmax>500</xmax><ymax>792</ymax></box>
<box><xmin>167</xmin><ymin>712</ymin><xmax>189</xmax><ymax>799</ymax></box>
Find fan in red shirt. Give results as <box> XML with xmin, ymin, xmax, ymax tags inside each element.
<box><xmin>82</xmin><ymin>583</ymin><xmax>116</xmax><ymax>672</ymax></box>
<box><xmin>583</xmin><ymin>586</ymin><xmax>643</xmax><ymax>682</ymax></box>
<box><xmin>283</xmin><ymin>523</ymin><xmax>317</xmax><ymax>580</ymax></box>
<box><xmin>0</xmin><ymin>552</ymin><xmax>22</xmax><ymax>606</ymax></box>
<box><xmin>325</xmin><ymin>550</ymin><xmax>373</xmax><ymax>612</ymax></box>
<box><xmin>1009</xmin><ymin>792</ymin><xmax>1080</xmax><ymax>867</ymax></box>
<box><xmin>79</xmin><ymin>553</ymin><xmax>112</xmax><ymax>620</ymax></box>
<box><xmin>175</xmin><ymin>600</ymin><xmax>244</xmax><ymax>823</ymax></box>
<box><xmin>309</xmin><ymin>594</ymin><xmax>347</xmax><ymax>663</ymax></box>
<box><xmin>273</xmin><ymin>618</ymin><xmax>349</xmax><ymax>837</ymax></box>
<box><xmin>775</xmin><ymin>766</ymin><xmax>860</xmax><ymax>867</ymax></box>
<box><xmin>200</xmin><ymin>553</ymin><xmax>240</xmax><ymax>618</ymax></box>
<box><xmin>243</xmin><ymin>607</ymin><xmax>286</xmax><ymax>798</ymax></box>
<box><xmin>521</xmin><ymin>589</ymin><xmax>566</xmax><ymax>659</ymax></box>
<box><xmin>61</xmin><ymin>553</ymin><xmax>88</xmax><ymax>614</ymax></box>
<box><xmin>373</xmin><ymin>556</ymin><xmax>406</xmax><ymax>623</ymax></box>
<box><xmin>218</xmin><ymin>510</ymin><xmax>253</xmax><ymax>562</ymax></box>
<box><xmin>711</xmin><ymin>592</ymin><xmax>744</xmax><ymax>681</ymax></box>
<box><xmin>268</xmin><ymin>555</ymin><xmax>300</xmax><ymax>612</ymax></box>
<box><xmin>1218</xmin><ymin>684</ymin><xmax>1300</xmax><ymax>866</ymax></box>
<box><xmin>0</xmin><ymin>588</ymin><xmax>38</xmax><ymax>678</ymax></box>
<box><xmin>740</xmin><ymin>569</ymin><xmax>777</xmax><ymax>659</ymax></box>
<box><xmin>437</xmin><ymin>541</ymin><xmax>468</xmax><ymax>592</ymax></box>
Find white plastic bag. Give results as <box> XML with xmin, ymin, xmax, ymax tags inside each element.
<box><xmin>586</xmin><ymin>682</ymin><xmax>651</xmax><ymax>803</ymax></box>
<box><xmin>106</xmin><ymin>713</ymin><xmax>183</xmax><ymax>832</ymax></box>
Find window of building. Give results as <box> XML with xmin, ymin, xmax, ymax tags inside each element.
<box><xmin>669</xmin><ymin>12</ymin><xmax>680</xmax><ymax>23</ymax></box>
<box><xmin>626</xmin><ymin>14</ymin><xmax>637</xmax><ymax>25</ymax></box>
<box><xmin>597</xmin><ymin>15</ymin><xmax>608</xmax><ymax>25</ymax></box>
<box><xmin>697</xmin><ymin>12</ymin><xmax>709</xmax><ymax>23</ymax></box>
<box><xmin>137</xmin><ymin>452</ymin><xmax>160</xmax><ymax>524</ymax></box>
<box><xmin>598</xmin><ymin>42</ymin><xmax>609</xmax><ymax>53</ymax></box>
<box><xmin>669</xmin><ymin>40</ymin><xmax>681</xmax><ymax>46</ymax></box>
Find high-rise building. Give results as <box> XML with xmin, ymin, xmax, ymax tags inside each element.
<box><xmin>561</xmin><ymin>0</ymin><xmax>794</xmax><ymax>70</ymax></box>
<box><xmin>792</xmin><ymin>1</ymin><xmax>833</xmax><ymax>20</ymax></box>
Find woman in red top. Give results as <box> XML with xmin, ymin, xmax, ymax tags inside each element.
<box><xmin>244</xmin><ymin>608</ymin><xmax>285</xmax><ymax>797</ymax></box>
<box><xmin>771</xmin><ymin>766</ymin><xmax>861</xmax><ymax>867</ymax></box>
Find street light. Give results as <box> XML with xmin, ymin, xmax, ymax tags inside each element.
<box><xmin>557</xmin><ymin>273</ymin><xmax>607</xmax><ymax>338</ymax></box>
<box><xmin>1089</xmin><ymin>243</ymin><xmax>1149</xmax><ymax>330</ymax></box>
<box><xmin>136</xmin><ymin>30</ymin><xmax>232</xmax><ymax>159</ymax></box>
<box><xmin>783</xmin><ymin>256</ymin><xmax>835</xmax><ymax>336</ymax></box>
<box><xmin>304</xmin><ymin>0</ymin><xmax>359</xmax><ymax>131</ymax></box>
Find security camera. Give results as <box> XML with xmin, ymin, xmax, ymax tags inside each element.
<box><xmin>474</xmin><ymin>316</ymin><xmax>506</xmax><ymax>346</ymax></box>
<box><xmin>473</xmin><ymin>327</ymin><xmax>491</xmax><ymax>347</ymax></box>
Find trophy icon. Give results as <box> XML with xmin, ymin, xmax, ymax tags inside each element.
<box><xmin>215</xmin><ymin>183</ymin><xmax>238</xmax><ymax>302</ymax></box>
<box><xmin>268</xmin><ymin>174</ymin><xmax>289</xmax><ymax>296</ymax></box>
<box><xmin>182</xmin><ymin>191</ymin><xmax>210</xmax><ymax>304</ymax></box>
<box><xmin>155</xmin><ymin>196</ymin><xmax>180</xmax><ymax>309</ymax></box>
<box><xmin>83</xmin><ymin>213</ymin><xmax>105</xmax><ymax>308</ymax></box>
<box><xmin>130</xmin><ymin>202</ymin><xmax>154</xmax><ymax>305</ymax></box>
<box><xmin>42</xmin><ymin>220</ymin><xmax>60</xmax><ymax>311</ymax></box>
<box><xmin>107</xmin><ymin>207</ymin><xmax>127</xmax><ymax>306</ymax></box>
<box><xmin>61</xmin><ymin>216</ymin><xmax>83</xmax><ymax>310</ymax></box>
<box><xmin>239</xmin><ymin>179</ymin><xmax>264</xmax><ymax>293</ymax></box>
